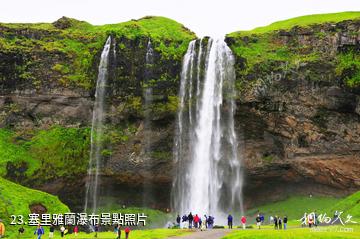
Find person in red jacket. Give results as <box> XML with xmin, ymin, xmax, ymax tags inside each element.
<box><xmin>194</xmin><ymin>214</ymin><xmax>200</xmax><ymax>228</ymax></box>
<box><xmin>125</xmin><ymin>227</ymin><xmax>130</xmax><ymax>239</ymax></box>
<box><xmin>241</xmin><ymin>216</ymin><xmax>247</xmax><ymax>229</ymax></box>
<box><xmin>74</xmin><ymin>225</ymin><xmax>79</xmax><ymax>236</ymax></box>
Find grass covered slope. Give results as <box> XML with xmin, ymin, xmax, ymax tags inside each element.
<box><xmin>0</xmin><ymin>177</ymin><xmax>69</xmax><ymax>234</ymax></box>
<box><xmin>330</xmin><ymin>191</ymin><xmax>360</xmax><ymax>219</ymax></box>
<box><xmin>0</xmin><ymin>16</ymin><xmax>195</xmax><ymax>89</ymax></box>
<box><xmin>246</xmin><ymin>191</ymin><xmax>360</xmax><ymax>223</ymax></box>
<box><xmin>229</xmin><ymin>11</ymin><xmax>360</xmax><ymax>36</ymax></box>
<box><xmin>246</xmin><ymin>196</ymin><xmax>340</xmax><ymax>220</ymax></box>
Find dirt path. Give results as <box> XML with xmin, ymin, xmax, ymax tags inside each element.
<box><xmin>169</xmin><ymin>229</ymin><xmax>232</xmax><ymax>239</ymax></box>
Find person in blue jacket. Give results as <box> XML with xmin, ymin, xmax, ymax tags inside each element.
<box><xmin>227</xmin><ymin>214</ymin><xmax>233</xmax><ymax>229</ymax></box>
<box><xmin>34</xmin><ymin>224</ymin><xmax>44</xmax><ymax>239</ymax></box>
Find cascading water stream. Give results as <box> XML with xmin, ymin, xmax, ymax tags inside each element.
<box><xmin>172</xmin><ymin>38</ymin><xmax>244</xmax><ymax>223</ymax></box>
<box><xmin>144</xmin><ymin>39</ymin><xmax>154</xmax><ymax>141</ymax></box>
<box><xmin>84</xmin><ymin>36</ymin><xmax>112</xmax><ymax>214</ymax></box>
<box><xmin>142</xmin><ymin>38</ymin><xmax>154</xmax><ymax>206</ymax></box>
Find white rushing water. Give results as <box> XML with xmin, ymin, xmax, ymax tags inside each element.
<box><xmin>172</xmin><ymin>38</ymin><xmax>244</xmax><ymax>223</ymax></box>
<box><xmin>84</xmin><ymin>36</ymin><xmax>112</xmax><ymax>214</ymax></box>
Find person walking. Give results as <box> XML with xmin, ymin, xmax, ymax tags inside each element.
<box><xmin>194</xmin><ymin>214</ymin><xmax>200</xmax><ymax>228</ymax></box>
<box><xmin>60</xmin><ymin>225</ymin><xmax>65</xmax><ymax>237</ymax></box>
<box><xmin>125</xmin><ymin>227</ymin><xmax>130</xmax><ymax>239</ymax></box>
<box><xmin>308</xmin><ymin>213</ymin><xmax>314</xmax><ymax>228</ymax></box>
<box><xmin>204</xmin><ymin>215</ymin><xmax>208</xmax><ymax>228</ymax></box>
<box><xmin>278</xmin><ymin>217</ymin><xmax>282</xmax><ymax>229</ymax></box>
<box><xmin>176</xmin><ymin>215</ymin><xmax>181</xmax><ymax>228</ymax></box>
<box><xmin>314</xmin><ymin>211</ymin><xmax>319</xmax><ymax>227</ymax></box>
<box><xmin>241</xmin><ymin>216</ymin><xmax>246</xmax><ymax>229</ymax></box>
<box><xmin>49</xmin><ymin>224</ymin><xmax>55</xmax><ymax>238</ymax></box>
<box><xmin>274</xmin><ymin>216</ymin><xmax>278</xmax><ymax>229</ymax></box>
<box><xmin>34</xmin><ymin>224</ymin><xmax>44</xmax><ymax>239</ymax></box>
<box><xmin>260</xmin><ymin>214</ymin><xmax>265</xmax><ymax>224</ymax></box>
<box><xmin>208</xmin><ymin>216</ymin><xmax>214</xmax><ymax>229</ymax></box>
<box><xmin>188</xmin><ymin>213</ymin><xmax>193</xmax><ymax>229</ymax></box>
<box><xmin>116</xmin><ymin>226</ymin><xmax>121</xmax><ymax>239</ymax></box>
<box><xmin>227</xmin><ymin>214</ymin><xmax>233</xmax><ymax>229</ymax></box>
<box><xmin>256</xmin><ymin>214</ymin><xmax>261</xmax><ymax>229</ymax></box>
<box><xmin>18</xmin><ymin>226</ymin><xmax>25</xmax><ymax>235</ymax></box>
<box><xmin>182</xmin><ymin>214</ymin><xmax>188</xmax><ymax>229</ymax></box>
<box><xmin>200</xmin><ymin>217</ymin><xmax>206</xmax><ymax>231</ymax></box>
<box><xmin>283</xmin><ymin>216</ymin><xmax>288</xmax><ymax>230</ymax></box>
<box><xmin>74</xmin><ymin>225</ymin><xmax>79</xmax><ymax>236</ymax></box>
<box><xmin>94</xmin><ymin>224</ymin><xmax>99</xmax><ymax>238</ymax></box>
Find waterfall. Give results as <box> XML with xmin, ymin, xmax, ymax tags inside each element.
<box><xmin>172</xmin><ymin>38</ymin><xmax>244</xmax><ymax>223</ymax></box>
<box><xmin>144</xmin><ymin>39</ymin><xmax>154</xmax><ymax>123</ymax></box>
<box><xmin>142</xmin><ymin>38</ymin><xmax>154</xmax><ymax>206</ymax></box>
<box><xmin>84</xmin><ymin>36</ymin><xmax>112</xmax><ymax>214</ymax></box>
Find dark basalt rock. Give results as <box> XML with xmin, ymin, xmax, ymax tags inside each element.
<box><xmin>52</xmin><ymin>16</ymin><xmax>75</xmax><ymax>29</ymax></box>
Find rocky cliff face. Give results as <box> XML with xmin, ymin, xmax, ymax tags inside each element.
<box><xmin>1</xmin><ymin>16</ymin><xmax>359</xmax><ymax>210</ymax></box>
<box><xmin>226</xmin><ymin>19</ymin><xmax>360</xmax><ymax>206</ymax></box>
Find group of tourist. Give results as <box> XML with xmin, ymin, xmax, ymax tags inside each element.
<box><xmin>239</xmin><ymin>214</ymin><xmax>288</xmax><ymax>230</ymax></box>
<box><xmin>176</xmin><ymin>213</ymin><xmax>215</xmax><ymax>229</ymax></box>
<box><xmin>175</xmin><ymin>212</ymin><xmax>290</xmax><ymax>230</ymax></box>
<box><xmin>114</xmin><ymin>224</ymin><xmax>131</xmax><ymax>239</ymax></box>
<box><xmin>176</xmin><ymin>213</ymin><xmax>269</xmax><ymax>230</ymax></box>
<box><xmin>270</xmin><ymin>215</ymin><xmax>288</xmax><ymax>230</ymax></box>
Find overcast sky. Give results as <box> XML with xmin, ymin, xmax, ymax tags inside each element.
<box><xmin>1</xmin><ymin>0</ymin><xmax>360</xmax><ymax>37</ymax></box>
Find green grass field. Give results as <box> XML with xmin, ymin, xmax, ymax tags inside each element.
<box><xmin>223</xmin><ymin>225</ymin><xmax>360</xmax><ymax>239</ymax></box>
<box><xmin>4</xmin><ymin>228</ymin><xmax>190</xmax><ymax>239</ymax></box>
<box><xmin>67</xmin><ymin>229</ymin><xmax>190</xmax><ymax>239</ymax></box>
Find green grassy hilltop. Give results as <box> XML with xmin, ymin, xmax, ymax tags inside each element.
<box><xmin>229</xmin><ymin>11</ymin><xmax>360</xmax><ymax>36</ymax></box>
<box><xmin>0</xmin><ymin>177</ymin><xmax>69</xmax><ymax>238</ymax></box>
<box><xmin>226</xmin><ymin>11</ymin><xmax>360</xmax><ymax>89</ymax></box>
<box><xmin>0</xmin><ymin>16</ymin><xmax>195</xmax><ymax>89</ymax></box>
